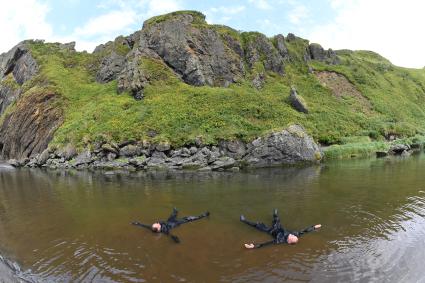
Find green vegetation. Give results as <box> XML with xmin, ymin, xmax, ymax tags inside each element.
<box><xmin>324</xmin><ymin>141</ymin><xmax>389</xmax><ymax>159</ymax></box>
<box><xmin>14</xmin><ymin>15</ymin><xmax>425</xmax><ymax>155</ymax></box>
<box><xmin>0</xmin><ymin>74</ymin><xmax>20</xmax><ymax>90</ymax></box>
<box><xmin>143</xmin><ymin>10</ymin><xmax>206</xmax><ymax>27</ymax></box>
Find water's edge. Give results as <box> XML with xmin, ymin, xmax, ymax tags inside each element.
<box><xmin>0</xmin><ymin>255</ymin><xmax>35</xmax><ymax>283</ymax></box>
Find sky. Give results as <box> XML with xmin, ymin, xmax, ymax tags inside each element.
<box><xmin>1</xmin><ymin>0</ymin><xmax>425</xmax><ymax>68</ymax></box>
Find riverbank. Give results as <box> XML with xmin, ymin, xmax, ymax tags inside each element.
<box><xmin>6</xmin><ymin>133</ymin><xmax>425</xmax><ymax>172</ymax></box>
<box><xmin>6</xmin><ymin>125</ymin><xmax>322</xmax><ymax>172</ymax></box>
<box><xmin>0</xmin><ymin>255</ymin><xmax>33</xmax><ymax>283</ymax></box>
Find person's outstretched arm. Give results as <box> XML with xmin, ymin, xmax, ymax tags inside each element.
<box><xmin>244</xmin><ymin>240</ymin><xmax>275</xmax><ymax>249</ymax></box>
<box><xmin>169</xmin><ymin>234</ymin><xmax>180</xmax><ymax>243</ymax></box>
<box><xmin>298</xmin><ymin>224</ymin><xmax>321</xmax><ymax>236</ymax></box>
<box><xmin>132</xmin><ymin>221</ymin><xmax>152</xmax><ymax>230</ymax></box>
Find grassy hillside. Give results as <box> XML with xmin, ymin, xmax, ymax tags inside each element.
<box><xmin>12</xmin><ymin>14</ymin><xmax>425</xmax><ymax>152</ymax></box>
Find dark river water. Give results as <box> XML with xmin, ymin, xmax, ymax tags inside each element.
<box><xmin>1</xmin><ymin>154</ymin><xmax>425</xmax><ymax>282</ymax></box>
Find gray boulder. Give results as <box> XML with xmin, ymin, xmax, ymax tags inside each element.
<box><xmin>389</xmin><ymin>144</ymin><xmax>410</xmax><ymax>155</ymax></box>
<box><xmin>243</xmin><ymin>125</ymin><xmax>322</xmax><ymax>167</ymax></box>
<box><xmin>289</xmin><ymin>87</ymin><xmax>308</xmax><ymax>114</ymax></box>
<box><xmin>219</xmin><ymin>140</ymin><xmax>247</xmax><ymax>160</ymax></box>
<box><xmin>252</xmin><ymin>72</ymin><xmax>265</xmax><ymax>89</ymax></box>
<box><xmin>59</xmin><ymin>144</ymin><xmax>78</xmax><ymax>160</ymax></box>
<box><xmin>37</xmin><ymin>148</ymin><xmax>51</xmax><ymax>165</ymax></box>
<box><xmin>211</xmin><ymin>156</ymin><xmax>236</xmax><ymax>170</ymax></box>
<box><xmin>73</xmin><ymin>151</ymin><xmax>92</xmax><ymax>166</ymax></box>
<box><xmin>308</xmin><ymin>43</ymin><xmax>340</xmax><ymax>65</ymax></box>
<box><xmin>7</xmin><ymin>159</ymin><xmax>20</xmax><ymax>167</ymax></box>
<box><xmin>119</xmin><ymin>144</ymin><xmax>141</xmax><ymax>157</ymax></box>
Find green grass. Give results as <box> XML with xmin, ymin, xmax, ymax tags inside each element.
<box><xmin>13</xmin><ymin>14</ymin><xmax>425</xmax><ymax>153</ymax></box>
<box><xmin>324</xmin><ymin>141</ymin><xmax>389</xmax><ymax>159</ymax></box>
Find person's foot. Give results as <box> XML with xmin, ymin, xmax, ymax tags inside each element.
<box><xmin>240</xmin><ymin>215</ymin><xmax>245</xmax><ymax>221</ymax></box>
<box><xmin>173</xmin><ymin>207</ymin><xmax>178</xmax><ymax>213</ymax></box>
<box><xmin>204</xmin><ymin>211</ymin><xmax>210</xmax><ymax>217</ymax></box>
<box><xmin>273</xmin><ymin>209</ymin><xmax>278</xmax><ymax>216</ymax></box>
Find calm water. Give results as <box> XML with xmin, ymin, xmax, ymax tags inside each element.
<box><xmin>1</xmin><ymin>155</ymin><xmax>425</xmax><ymax>282</ymax></box>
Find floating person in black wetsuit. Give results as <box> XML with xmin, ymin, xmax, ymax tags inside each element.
<box><xmin>240</xmin><ymin>209</ymin><xmax>321</xmax><ymax>249</ymax></box>
<box><xmin>132</xmin><ymin>208</ymin><xmax>210</xmax><ymax>243</ymax></box>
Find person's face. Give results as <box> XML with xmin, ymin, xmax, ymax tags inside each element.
<box><xmin>287</xmin><ymin>234</ymin><xmax>299</xmax><ymax>244</ymax></box>
<box><xmin>152</xmin><ymin>223</ymin><xmax>161</xmax><ymax>232</ymax></box>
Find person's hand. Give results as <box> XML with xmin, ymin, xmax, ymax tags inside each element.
<box><xmin>314</xmin><ymin>224</ymin><xmax>322</xmax><ymax>229</ymax></box>
<box><xmin>244</xmin><ymin>243</ymin><xmax>255</xmax><ymax>249</ymax></box>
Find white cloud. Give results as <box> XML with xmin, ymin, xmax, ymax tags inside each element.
<box><xmin>307</xmin><ymin>0</ymin><xmax>425</xmax><ymax>68</ymax></box>
<box><xmin>210</xmin><ymin>6</ymin><xmax>246</xmax><ymax>15</ymax></box>
<box><xmin>0</xmin><ymin>0</ymin><xmax>184</xmax><ymax>54</ymax></box>
<box><xmin>206</xmin><ymin>5</ymin><xmax>246</xmax><ymax>24</ymax></box>
<box><xmin>0</xmin><ymin>0</ymin><xmax>52</xmax><ymax>54</ymax></box>
<box><xmin>74</xmin><ymin>10</ymin><xmax>137</xmax><ymax>38</ymax></box>
<box><xmin>288</xmin><ymin>4</ymin><xmax>309</xmax><ymax>25</ymax></box>
<box><xmin>249</xmin><ymin>0</ymin><xmax>272</xmax><ymax>10</ymax></box>
<box><xmin>145</xmin><ymin>0</ymin><xmax>181</xmax><ymax>17</ymax></box>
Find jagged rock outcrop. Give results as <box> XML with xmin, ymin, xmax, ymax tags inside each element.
<box><xmin>289</xmin><ymin>86</ymin><xmax>309</xmax><ymax>113</ymax></box>
<box><xmin>0</xmin><ymin>41</ymin><xmax>39</xmax><ymax>84</ymax></box>
<box><xmin>0</xmin><ymin>91</ymin><xmax>63</xmax><ymax>160</ymax></box>
<box><xmin>114</xmin><ymin>12</ymin><xmax>246</xmax><ymax>98</ymax></box>
<box><xmin>97</xmin><ymin>11</ymin><xmax>289</xmax><ymax>98</ymax></box>
<box><xmin>274</xmin><ymin>34</ymin><xmax>289</xmax><ymax>58</ymax></box>
<box><xmin>94</xmin><ymin>36</ymin><xmax>133</xmax><ymax>83</ymax></box>
<box><xmin>0</xmin><ymin>41</ymin><xmax>39</xmax><ymax>116</ymax></box>
<box><xmin>244</xmin><ymin>33</ymin><xmax>285</xmax><ymax>74</ymax></box>
<box><xmin>308</xmin><ymin>43</ymin><xmax>340</xmax><ymax>65</ymax></box>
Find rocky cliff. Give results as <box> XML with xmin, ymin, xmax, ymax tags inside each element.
<box><xmin>1</xmin><ymin>10</ymin><xmax>425</xmax><ymax>170</ymax></box>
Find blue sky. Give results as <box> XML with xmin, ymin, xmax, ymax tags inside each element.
<box><xmin>1</xmin><ymin>0</ymin><xmax>425</xmax><ymax>68</ymax></box>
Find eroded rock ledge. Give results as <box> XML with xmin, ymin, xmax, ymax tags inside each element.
<box><xmin>9</xmin><ymin>125</ymin><xmax>322</xmax><ymax>171</ymax></box>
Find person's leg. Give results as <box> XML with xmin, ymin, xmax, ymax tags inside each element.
<box><xmin>240</xmin><ymin>215</ymin><xmax>270</xmax><ymax>233</ymax></box>
<box><xmin>272</xmin><ymin>209</ymin><xmax>281</xmax><ymax>229</ymax></box>
<box><xmin>167</xmin><ymin>207</ymin><xmax>178</xmax><ymax>222</ymax></box>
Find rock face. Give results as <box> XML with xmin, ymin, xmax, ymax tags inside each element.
<box><xmin>243</xmin><ymin>125</ymin><xmax>321</xmax><ymax>167</ymax></box>
<box><xmin>308</xmin><ymin>43</ymin><xmax>340</xmax><ymax>65</ymax></box>
<box><xmin>0</xmin><ymin>91</ymin><xmax>63</xmax><ymax>160</ymax></box>
<box><xmin>0</xmin><ymin>41</ymin><xmax>39</xmax><ymax>116</ymax></box>
<box><xmin>95</xmin><ymin>11</ymin><xmax>289</xmax><ymax>99</ymax></box>
<box><xmin>96</xmin><ymin>52</ymin><xmax>126</xmax><ymax>83</ymax></box>
<box><xmin>289</xmin><ymin>87</ymin><xmax>309</xmax><ymax>113</ymax></box>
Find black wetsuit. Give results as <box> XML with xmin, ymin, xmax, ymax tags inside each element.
<box><xmin>132</xmin><ymin>208</ymin><xmax>209</xmax><ymax>243</ymax></box>
<box><xmin>240</xmin><ymin>209</ymin><xmax>317</xmax><ymax>248</ymax></box>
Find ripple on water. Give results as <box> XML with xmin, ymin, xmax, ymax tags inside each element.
<box><xmin>312</xmin><ymin>194</ymin><xmax>425</xmax><ymax>283</ymax></box>
<box><xmin>32</xmin><ymin>238</ymin><xmax>146</xmax><ymax>282</ymax></box>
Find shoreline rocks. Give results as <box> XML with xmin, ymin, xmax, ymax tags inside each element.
<box><xmin>8</xmin><ymin>125</ymin><xmax>323</xmax><ymax>172</ymax></box>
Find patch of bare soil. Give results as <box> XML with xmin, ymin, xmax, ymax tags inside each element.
<box><xmin>314</xmin><ymin>71</ymin><xmax>372</xmax><ymax>112</ymax></box>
